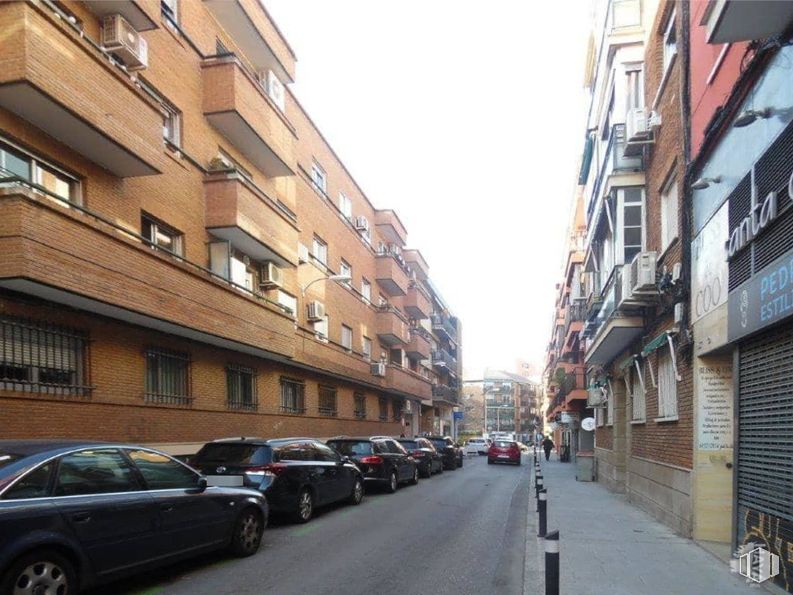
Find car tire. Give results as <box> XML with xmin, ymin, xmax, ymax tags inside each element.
<box><xmin>386</xmin><ymin>470</ymin><xmax>398</xmax><ymax>493</ymax></box>
<box><xmin>348</xmin><ymin>477</ymin><xmax>364</xmax><ymax>505</ymax></box>
<box><xmin>1</xmin><ymin>549</ymin><xmax>77</xmax><ymax>595</ymax></box>
<box><xmin>294</xmin><ymin>488</ymin><xmax>314</xmax><ymax>523</ymax></box>
<box><xmin>230</xmin><ymin>507</ymin><xmax>265</xmax><ymax>557</ymax></box>
<box><xmin>487</xmin><ymin>459</ymin><xmax>494</xmax><ymax>465</ymax></box>
<box><xmin>409</xmin><ymin>467</ymin><xmax>419</xmax><ymax>485</ymax></box>
<box><xmin>437</xmin><ymin>463</ymin><xmax>444</xmax><ymax>474</ymax></box>
<box><xmin>420</xmin><ymin>465</ymin><xmax>431</xmax><ymax>479</ymax></box>
<box><xmin>458</xmin><ymin>457</ymin><xmax>463</xmax><ymax>468</ymax></box>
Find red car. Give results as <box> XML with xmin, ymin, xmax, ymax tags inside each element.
<box><xmin>487</xmin><ymin>440</ymin><xmax>522</xmax><ymax>466</ymax></box>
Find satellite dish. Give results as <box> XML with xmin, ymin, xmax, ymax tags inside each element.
<box><xmin>581</xmin><ymin>417</ymin><xmax>596</xmax><ymax>432</ymax></box>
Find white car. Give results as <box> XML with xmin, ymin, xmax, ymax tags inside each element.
<box><xmin>465</xmin><ymin>438</ymin><xmax>491</xmax><ymax>456</ymax></box>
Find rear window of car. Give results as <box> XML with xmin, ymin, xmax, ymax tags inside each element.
<box><xmin>327</xmin><ymin>441</ymin><xmax>372</xmax><ymax>456</ymax></box>
<box><xmin>192</xmin><ymin>444</ymin><xmax>271</xmax><ymax>466</ymax></box>
<box><xmin>398</xmin><ymin>441</ymin><xmax>418</xmax><ymax>449</ymax></box>
<box><xmin>429</xmin><ymin>439</ymin><xmax>447</xmax><ymax>450</ymax></box>
<box><xmin>494</xmin><ymin>441</ymin><xmax>514</xmax><ymax>448</ymax></box>
<box><xmin>469</xmin><ymin>439</ymin><xmax>484</xmax><ymax>443</ymax></box>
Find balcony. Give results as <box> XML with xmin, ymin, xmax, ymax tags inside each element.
<box><xmin>404</xmin><ymin>284</ymin><xmax>431</xmax><ymax>319</ymax></box>
<box><xmin>557</xmin><ymin>369</ymin><xmax>588</xmax><ymax>406</ymax></box>
<box><xmin>406</xmin><ymin>330</ymin><xmax>431</xmax><ymax>360</ymax></box>
<box><xmin>0</xmin><ymin>188</ymin><xmax>297</xmax><ymax>363</ymax></box>
<box><xmin>431</xmin><ymin>349</ymin><xmax>457</xmax><ymax>371</ymax></box>
<box><xmin>374</xmin><ymin>210</ymin><xmax>408</xmax><ymax>247</ymax></box>
<box><xmin>376</xmin><ymin>306</ymin><xmax>410</xmax><ymax>346</ymax></box>
<box><xmin>0</xmin><ymin>1</ymin><xmax>166</xmax><ymax>177</ymax></box>
<box><xmin>375</xmin><ymin>254</ymin><xmax>410</xmax><ymax>297</ymax></box>
<box><xmin>584</xmin><ymin>267</ymin><xmax>644</xmax><ymax>366</ymax></box>
<box><xmin>403</xmin><ymin>249</ymin><xmax>429</xmax><ymax>281</ymax></box>
<box><xmin>431</xmin><ymin>314</ymin><xmax>457</xmax><ymax>343</ymax></box>
<box><xmin>204</xmin><ymin>172</ymin><xmax>298</xmax><ymax>267</ymax></box>
<box><xmin>386</xmin><ymin>366</ymin><xmax>431</xmax><ymax>400</ymax></box>
<box><xmin>82</xmin><ymin>0</ymin><xmax>159</xmax><ymax>31</ymax></box>
<box><xmin>202</xmin><ymin>55</ymin><xmax>296</xmax><ymax>178</ymax></box>
<box><xmin>432</xmin><ymin>384</ymin><xmax>458</xmax><ymax>404</ymax></box>
<box><xmin>703</xmin><ymin>0</ymin><xmax>793</xmax><ymax>43</ymax></box>
<box><xmin>204</xmin><ymin>0</ymin><xmax>295</xmax><ymax>83</ymax></box>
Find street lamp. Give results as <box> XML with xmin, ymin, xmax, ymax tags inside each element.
<box><xmin>300</xmin><ymin>274</ymin><xmax>351</xmax><ymax>297</ymax></box>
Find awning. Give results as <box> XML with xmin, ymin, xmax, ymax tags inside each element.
<box><xmin>640</xmin><ymin>330</ymin><xmax>680</xmax><ymax>383</ymax></box>
<box><xmin>641</xmin><ymin>331</ymin><xmax>671</xmax><ymax>357</ymax></box>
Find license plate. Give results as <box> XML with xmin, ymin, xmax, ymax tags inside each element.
<box><xmin>497</xmin><ymin>455</ymin><xmax>510</xmax><ymax>459</ymax></box>
<box><xmin>206</xmin><ymin>475</ymin><xmax>244</xmax><ymax>487</ymax></box>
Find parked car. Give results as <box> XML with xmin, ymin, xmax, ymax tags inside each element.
<box><xmin>190</xmin><ymin>437</ymin><xmax>363</xmax><ymax>524</ymax></box>
<box><xmin>424</xmin><ymin>436</ymin><xmax>463</xmax><ymax>469</ymax></box>
<box><xmin>488</xmin><ymin>440</ymin><xmax>522</xmax><ymax>465</ymax></box>
<box><xmin>0</xmin><ymin>440</ymin><xmax>268</xmax><ymax>595</ymax></box>
<box><xmin>326</xmin><ymin>437</ymin><xmax>418</xmax><ymax>493</ymax></box>
<box><xmin>464</xmin><ymin>437</ymin><xmax>491</xmax><ymax>456</ymax></box>
<box><xmin>395</xmin><ymin>437</ymin><xmax>443</xmax><ymax>478</ymax></box>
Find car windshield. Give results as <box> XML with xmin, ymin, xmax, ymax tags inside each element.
<box><xmin>192</xmin><ymin>444</ymin><xmax>271</xmax><ymax>466</ymax></box>
<box><xmin>328</xmin><ymin>441</ymin><xmax>372</xmax><ymax>456</ymax></box>
<box><xmin>399</xmin><ymin>441</ymin><xmax>418</xmax><ymax>449</ymax></box>
<box><xmin>494</xmin><ymin>441</ymin><xmax>513</xmax><ymax>448</ymax></box>
<box><xmin>0</xmin><ymin>453</ymin><xmax>23</xmax><ymax>471</ymax></box>
<box><xmin>429</xmin><ymin>439</ymin><xmax>447</xmax><ymax>449</ymax></box>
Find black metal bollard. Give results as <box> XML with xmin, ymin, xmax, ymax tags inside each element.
<box><xmin>537</xmin><ymin>489</ymin><xmax>547</xmax><ymax>537</ymax></box>
<box><xmin>535</xmin><ymin>474</ymin><xmax>544</xmax><ymax>500</ymax></box>
<box><xmin>544</xmin><ymin>530</ymin><xmax>560</xmax><ymax>595</ymax></box>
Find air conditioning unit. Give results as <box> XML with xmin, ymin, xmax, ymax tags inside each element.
<box><xmin>370</xmin><ymin>362</ymin><xmax>386</xmax><ymax>377</ymax></box>
<box><xmin>260</xmin><ymin>262</ymin><xmax>282</xmax><ymax>288</ymax></box>
<box><xmin>298</xmin><ymin>243</ymin><xmax>310</xmax><ymax>264</ymax></box>
<box><xmin>307</xmin><ymin>301</ymin><xmax>325</xmax><ymax>322</ymax></box>
<box><xmin>620</xmin><ymin>268</ymin><xmax>635</xmax><ymax>306</ymax></box>
<box><xmin>624</xmin><ymin>107</ymin><xmax>653</xmax><ymax>156</ymax></box>
<box><xmin>101</xmin><ymin>15</ymin><xmax>148</xmax><ymax>71</ymax></box>
<box><xmin>265</xmin><ymin>70</ymin><xmax>285</xmax><ymax>112</ymax></box>
<box><xmin>354</xmin><ymin>216</ymin><xmax>370</xmax><ymax>233</ymax></box>
<box><xmin>388</xmin><ymin>244</ymin><xmax>401</xmax><ymax>256</ymax></box>
<box><xmin>630</xmin><ymin>252</ymin><xmax>657</xmax><ymax>293</ymax></box>
<box><xmin>674</xmin><ymin>302</ymin><xmax>685</xmax><ymax>325</ymax></box>
<box><xmin>587</xmin><ymin>385</ymin><xmax>608</xmax><ymax>408</ymax></box>
<box><xmin>671</xmin><ymin>262</ymin><xmax>682</xmax><ymax>283</ymax></box>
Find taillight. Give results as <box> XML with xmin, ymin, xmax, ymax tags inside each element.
<box><xmin>246</xmin><ymin>464</ymin><xmax>287</xmax><ymax>477</ymax></box>
<box><xmin>411</xmin><ymin>450</ymin><xmax>425</xmax><ymax>457</ymax></box>
<box><xmin>360</xmin><ymin>456</ymin><xmax>383</xmax><ymax>464</ymax></box>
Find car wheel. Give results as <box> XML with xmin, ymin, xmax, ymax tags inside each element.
<box><xmin>386</xmin><ymin>470</ymin><xmax>398</xmax><ymax>493</ymax></box>
<box><xmin>230</xmin><ymin>508</ymin><xmax>264</xmax><ymax>557</ymax></box>
<box><xmin>458</xmin><ymin>457</ymin><xmax>464</xmax><ymax>468</ymax></box>
<box><xmin>1</xmin><ymin>549</ymin><xmax>77</xmax><ymax>595</ymax></box>
<box><xmin>409</xmin><ymin>467</ymin><xmax>419</xmax><ymax>485</ymax></box>
<box><xmin>348</xmin><ymin>477</ymin><xmax>364</xmax><ymax>505</ymax></box>
<box><xmin>294</xmin><ymin>488</ymin><xmax>314</xmax><ymax>523</ymax></box>
<box><xmin>488</xmin><ymin>459</ymin><xmax>494</xmax><ymax>465</ymax></box>
<box><xmin>420</xmin><ymin>464</ymin><xmax>431</xmax><ymax>479</ymax></box>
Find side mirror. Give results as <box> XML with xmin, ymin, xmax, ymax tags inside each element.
<box><xmin>341</xmin><ymin>456</ymin><xmax>351</xmax><ymax>464</ymax></box>
<box><xmin>196</xmin><ymin>476</ymin><xmax>208</xmax><ymax>492</ymax></box>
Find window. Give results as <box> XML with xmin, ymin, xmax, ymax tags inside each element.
<box><xmin>314</xmin><ymin>442</ymin><xmax>340</xmax><ymax>462</ymax></box>
<box><xmin>606</xmin><ymin>384</ymin><xmax>614</xmax><ymax>425</ymax></box>
<box><xmin>310</xmin><ymin>160</ymin><xmax>327</xmax><ymax>194</ymax></box>
<box><xmin>611</xmin><ymin>0</ymin><xmax>641</xmax><ymax>28</ymax></box>
<box><xmin>663</xmin><ymin>11</ymin><xmax>677</xmax><ymax>74</ymax></box>
<box><xmin>142</xmin><ymin>215</ymin><xmax>183</xmax><ymax>256</ymax></box>
<box><xmin>626</xmin><ymin>65</ymin><xmax>644</xmax><ymax>111</ymax></box>
<box><xmin>280</xmin><ymin>378</ymin><xmax>305</xmax><ymax>414</ymax></box>
<box><xmin>3</xmin><ymin>463</ymin><xmax>53</xmax><ymax>499</ymax></box>
<box><xmin>217</xmin><ymin>148</ymin><xmax>253</xmax><ymax>181</ymax></box>
<box><xmin>341</xmin><ymin>324</ymin><xmax>353</xmax><ymax>351</ymax></box>
<box><xmin>161</xmin><ymin>0</ymin><xmax>178</xmax><ymax>26</ymax></box>
<box><xmin>230</xmin><ymin>252</ymin><xmax>254</xmax><ymax>291</ymax></box>
<box><xmin>275</xmin><ymin>442</ymin><xmax>312</xmax><ymax>461</ymax></box>
<box><xmin>314</xmin><ymin>315</ymin><xmax>329</xmax><ymax>340</ymax></box>
<box><xmin>162</xmin><ymin>102</ymin><xmax>181</xmax><ymax>147</ymax></box>
<box><xmin>354</xmin><ymin>393</ymin><xmax>366</xmax><ymax>418</ymax></box>
<box><xmin>0</xmin><ymin>139</ymin><xmax>80</xmax><ymax>203</ymax></box>
<box><xmin>339</xmin><ymin>192</ymin><xmax>352</xmax><ymax>219</ymax></box>
<box><xmin>379</xmin><ymin>397</ymin><xmax>389</xmax><ymax>421</ymax></box>
<box><xmin>620</xmin><ymin>188</ymin><xmax>644</xmax><ymax>264</ymax></box>
<box><xmin>0</xmin><ymin>315</ymin><xmax>90</xmax><ymax>396</ymax></box>
<box><xmin>312</xmin><ymin>235</ymin><xmax>328</xmax><ymax>266</ymax></box>
<box><xmin>660</xmin><ymin>175</ymin><xmax>678</xmax><ymax>252</ymax></box>
<box><xmin>340</xmin><ymin>260</ymin><xmax>352</xmax><ymax>285</ymax></box>
<box><xmin>277</xmin><ymin>291</ymin><xmax>298</xmax><ymax>315</ymax></box>
<box><xmin>631</xmin><ymin>365</ymin><xmax>646</xmax><ymax>422</ymax></box>
<box><xmin>226</xmin><ymin>364</ymin><xmax>257</xmax><ymax>410</ymax></box>
<box><xmin>361</xmin><ymin>279</ymin><xmax>371</xmax><ymax>303</ymax></box>
<box><xmin>596</xmin><ymin>407</ymin><xmax>604</xmax><ymax>427</ymax></box>
<box><xmin>318</xmin><ymin>385</ymin><xmax>337</xmax><ymax>416</ymax></box>
<box><xmin>657</xmin><ymin>351</ymin><xmax>678</xmax><ymax>419</ymax></box>
<box><xmin>54</xmin><ymin>449</ymin><xmax>141</xmax><ymax>496</ymax></box>
<box><xmin>216</xmin><ymin>38</ymin><xmax>229</xmax><ymax>55</ymax></box>
<box><xmin>144</xmin><ymin>348</ymin><xmax>190</xmax><ymax>405</ymax></box>
<box><xmin>362</xmin><ymin>336</ymin><xmax>372</xmax><ymax>360</ymax></box>
<box><xmin>392</xmin><ymin>400</ymin><xmax>403</xmax><ymax>421</ymax></box>
<box><xmin>127</xmin><ymin>450</ymin><xmax>198</xmax><ymax>489</ymax></box>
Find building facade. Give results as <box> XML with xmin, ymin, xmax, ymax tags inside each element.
<box><xmin>482</xmin><ymin>369</ymin><xmax>538</xmax><ymax>443</ymax></box>
<box><xmin>0</xmin><ymin>0</ymin><xmax>461</xmax><ymax>453</ymax></box>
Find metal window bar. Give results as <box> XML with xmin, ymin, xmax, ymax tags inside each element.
<box><xmin>226</xmin><ymin>364</ymin><xmax>257</xmax><ymax>411</ymax></box>
<box><xmin>392</xmin><ymin>400</ymin><xmax>403</xmax><ymax>421</ymax></box>
<box><xmin>144</xmin><ymin>348</ymin><xmax>192</xmax><ymax>406</ymax></box>
<box><xmin>378</xmin><ymin>398</ymin><xmax>389</xmax><ymax>421</ymax></box>
<box><xmin>279</xmin><ymin>378</ymin><xmax>305</xmax><ymax>414</ymax></box>
<box><xmin>318</xmin><ymin>386</ymin><xmax>338</xmax><ymax>417</ymax></box>
<box><xmin>354</xmin><ymin>394</ymin><xmax>366</xmax><ymax>419</ymax></box>
<box><xmin>0</xmin><ymin>315</ymin><xmax>92</xmax><ymax>397</ymax></box>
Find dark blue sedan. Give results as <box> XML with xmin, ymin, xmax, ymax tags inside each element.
<box><xmin>0</xmin><ymin>440</ymin><xmax>268</xmax><ymax>594</ymax></box>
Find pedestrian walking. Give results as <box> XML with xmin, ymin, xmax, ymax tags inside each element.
<box><xmin>542</xmin><ymin>436</ymin><xmax>554</xmax><ymax>461</ymax></box>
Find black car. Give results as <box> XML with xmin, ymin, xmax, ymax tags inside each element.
<box><xmin>424</xmin><ymin>435</ymin><xmax>463</xmax><ymax>470</ymax></box>
<box><xmin>395</xmin><ymin>437</ymin><xmax>443</xmax><ymax>478</ymax></box>
<box><xmin>190</xmin><ymin>437</ymin><xmax>364</xmax><ymax>524</ymax></box>
<box><xmin>326</xmin><ymin>437</ymin><xmax>418</xmax><ymax>493</ymax></box>
<box><xmin>0</xmin><ymin>440</ymin><xmax>268</xmax><ymax>595</ymax></box>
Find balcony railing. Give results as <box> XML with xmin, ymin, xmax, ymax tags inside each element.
<box><xmin>432</xmin><ymin>384</ymin><xmax>458</xmax><ymax>402</ymax></box>
<box><xmin>431</xmin><ymin>348</ymin><xmax>457</xmax><ymax>370</ymax></box>
<box><xmin>431</xmin><ymin>314</ymin><xmax>457</xmax><ymax>342</ymax></box>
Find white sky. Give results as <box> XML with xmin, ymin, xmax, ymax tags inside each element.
<box><xmin>265</xmin><ymin>1</ymin><xmax>592</xmax><ymax>379</ymax></box>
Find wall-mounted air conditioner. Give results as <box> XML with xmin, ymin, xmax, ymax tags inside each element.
<box><xmin>307</xmin><ymin>301</ymin><xmax>325</xmax><ymax>321</ymax></box>
<box><xmin>630</xmin><ymin>251</ymin><xmax>657</xmax><ymax>293</ymax></box>
<box><xmin>370</xmin><ymin>362</ymin><xmax>386</xmax><ymax>377</ymax></box>
<box><xmin>260</xmin><ymin>262</ymin><xmax>282</xmax><ymax>288</ymax></box>
<box><xmin>101</xmin><ymin>15</ymin><xmax>148</xmax><ymax>71</ymax></box>
<box><xmin>266</xmin><ymin>70</ymin><xmax>285</xmax><ymax>112</ymax></box>
<box><xmin>354</xmin><ymin>216</ymin><xmax>370</xmax><ymax>233</ymax></box>
<box><xmin>298</xmin><ymin>243</ymin><xmax>309</xmax><ymax>264</ymax></box>
<box><xmin>626</xmin><ymin>108</ymin><xmax>650</xmax><ymax>141</ymax></box>
<box><xmin>587</xmin><ymin>386</ymin><xmax>608</xmax><ymax>408</ymax></box>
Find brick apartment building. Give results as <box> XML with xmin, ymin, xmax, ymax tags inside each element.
<box><xmin>482</xmin><ymin>369</ymin><xmax>538</xmax><ymax>443</ymax></box>
<box><xmin>0</xmin><ymin>0</ymin><xmax>462</xmax><ymax>453</ymax></box>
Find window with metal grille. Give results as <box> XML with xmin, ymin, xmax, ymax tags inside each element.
<box><xmin>392</xmin><ymin>399</ymin><xmax>403</xmax><ymax>421</ymax></box>
<box><xmin>280</xmin><ymin>377</ymin><xmax>305</xmax><ymax>414</ymax></box>
<box><xmin>606</xmin><ymin>384</ymin><xmax>614</xmax><ymax>426</ymax></box>
<box><xmin>379</xmin><ymin>397</ymin><xmax>388</xmax><ymax>421</ymax></box>
<box><xmin>341</xmin><ymin>324</ymin><xmax>353</xmax><ymax>351</ymax></box>
<box><xmin>0</xmin><ymin>316</ymin><xmax>91</xmax><ymax>397</ymax></box>
<box><xmin>318</xmin><ymin>385</ymin><xmax>337</xmax><ymax>416</ymax></box>
<box><xmin>144</xmin><ymin>348</ymin><xmax>191</xmax><ymax>405</ymax></box>
<box><xmin>657</xmin><ymin>351</ymin><xmax>678</xmax><ymax>418</ymax></box>
<box><xmin>226</xmin><ymin>364</ymin><xmax>257</xmax><ymax>411</ymax></box>
<box><xmin>354</xmin><ymin>393</ymin><xmax>366</xmax><ymax>419</ymax></box>
<box><xmin>631</xmin><ymin>364</ymin><xmax>646</xmax><ymax>422</ymax></box>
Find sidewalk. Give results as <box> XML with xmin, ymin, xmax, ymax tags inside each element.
<box><xmin>525</xmin><ymin>454</ymin><xmax>757</xmax><ymax>595</ymax></box>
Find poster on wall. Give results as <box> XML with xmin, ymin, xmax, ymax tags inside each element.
<box><xmin>696</xmin><ymin>362</ymin><xmax>733</xmax><ymax>450</ymax></box>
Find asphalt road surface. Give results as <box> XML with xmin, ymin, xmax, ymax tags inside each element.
<box><xmin>96</xmin><ymin>454</ymin><xmax>531</xmax><ymax>595</ymax></box>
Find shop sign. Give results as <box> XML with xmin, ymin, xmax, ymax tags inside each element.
<box><xmin>725</xmin><ymin>166</ymin><xmax>784</xmax><ymax>261</ymax></box>
<box><xmin>691</xmin><ymin>202</ymin><xmax>728</xmax><ymax>324</ymax></box>
<box><xmin>728</xmin><ymin>246</ymin><xmax>793</xmax><ymax>341</ymax></box>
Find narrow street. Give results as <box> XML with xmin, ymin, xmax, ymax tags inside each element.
<box><xmin>98</xmin><ymin>456</ymin><xmax>530</xmax><ymax>595</ymax></box>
